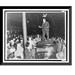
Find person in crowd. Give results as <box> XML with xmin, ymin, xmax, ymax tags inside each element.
<box><xmin>56</xmin><ymin>38</ymin><xmax>66</xmax><ymax>60</ymax></box>
<box><xmin>7</xmin><ymin>41</ymin><xmax>16</xmax><ymax>59</ymax></box>
<box><xmin>14</xmin><ymin>40</ymin><xmax>24</xmax><ymax>59</ymax></box>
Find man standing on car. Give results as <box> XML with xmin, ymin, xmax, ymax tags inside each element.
<box><xmin>38</xmin><ymin>18</ymin><xmax>50</xmax><ymax>41</ymax></box>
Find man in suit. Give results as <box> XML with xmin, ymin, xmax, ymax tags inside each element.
<box><xmin>38</xmin><ymin>18</ymin><xmax>50</xmax><ymax>41</ymax></box>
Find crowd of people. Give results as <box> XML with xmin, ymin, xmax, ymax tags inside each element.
<box><xmin>6</xmin><ymin>31</ymin><xmax>24</xmax><ymax>60</ymax></box>
<box><xmin>6</xmin><ymin>30</ymin><xmax>66</xmax><ymax>60</ymax></box>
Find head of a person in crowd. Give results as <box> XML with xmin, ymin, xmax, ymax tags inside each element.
<box><xmin>14</xmin><ymin>34</ymin><xmax>16</xmax><ymax>37</ymax></box>
<box><xmin>25</xmin><ymin>41</ymin><xmax>29</xmax><ymax>47</ymax></box>
<box><xmin>9</xmin><ymin>35</ymin><xmax>11</xmax><ymax>38</ymax></box>
<box><xmin>57</xmin><ymin>37</ymin><xmax>60</xmax><ymax>42</ymax></box>
<box><xmin>16</xmin><ymin>39</ymin><xmax>19</xmax><ymax>43</ymax></box>
<box><xmin>21</xmin><ymin>40</ymin><xmax>23</xmax><ymax>44</ymax></box>
<box><xmin>59</xmin><ymin>37</ymin><xmax>62</xmax><ymax>41</ymax></box>
<box><xmin>29</xmin><ymin>37</ymin><xmax>32</xmax><ymax>41</ymax></box>
<box><xmin>51</xmin><ymin>37</ymin><xmax>55</xmax><ymax>41</ymax></box>
<box><xmin>13</xmin><ymin>38</ymin><xmax>15</xmax><ymax>41</ymax></box>
<box><xmin>37</xmin><ymin>34</ymin><xmax>39</xmax><ymax>38</ymax></box>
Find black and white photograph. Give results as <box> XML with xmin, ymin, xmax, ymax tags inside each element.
<box><xmin>2</xmin><ymin>6</ymin><xmax>72</xmax><ymax>65</ymax></box>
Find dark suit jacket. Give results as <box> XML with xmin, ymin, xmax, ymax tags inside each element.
<box><xmin>42</xmin><ymin>21</ymin><xmax>50</xmax><ymax>31</ymax></box>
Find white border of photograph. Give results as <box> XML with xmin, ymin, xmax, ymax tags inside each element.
<box><xmin>3</xmin><ymin>9</ymin><xmax>69</xmax><ymax>63</ymax></box>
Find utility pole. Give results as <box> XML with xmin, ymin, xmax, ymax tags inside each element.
<box><xmin>22</xmin><ymin>12</ymin><xmax>27</xmax><ymax>45</ymax></box>
<box><xmin>22</xmin><ymin>12</ymin><xmax>27</xmax><ymax>59</ymax></box>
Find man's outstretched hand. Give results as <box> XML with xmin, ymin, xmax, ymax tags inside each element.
<box><xmin>38</xmin><ymin>26</ymin><xmax>42</xmax><ymax>28</ymax></box>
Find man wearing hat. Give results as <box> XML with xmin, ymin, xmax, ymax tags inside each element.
<box><xmin>38</xmin><ymin>18</ymin><xmax>50</xmax><ymax>41</ymax></box>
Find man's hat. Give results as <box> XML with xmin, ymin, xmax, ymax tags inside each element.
<box><xmin>43</xmin><ymin>13</ymin><xmax>47</xmax><ymax>18</ymax></box>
